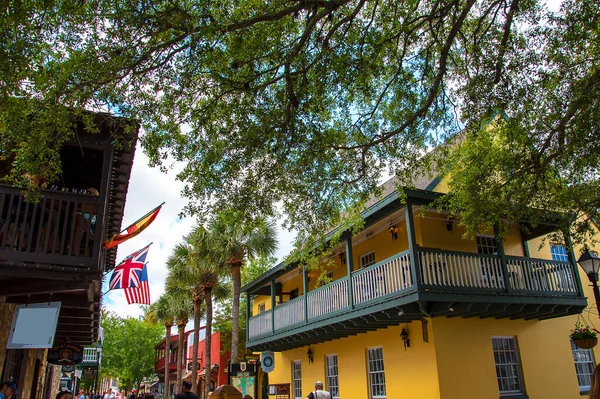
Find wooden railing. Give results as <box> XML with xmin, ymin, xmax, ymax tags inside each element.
<box><xmin>307</xmin><ymin>278</ymin><xmax>349</xmax><ymax>319</ymax></box>
<box><xmin>507</xmin><ymin>257</ymin><xmax>577</xmax><ymax>294</ymax></box>
<box><xmin>352</xmin><ymin>250</ymin><xmax>413</xmax><ymax>305</ymax></box>
<box><xmin>418</xmin><ymin>249</ymin><xmax>505</xmax><ymax>290</ymax></box>
<box><xmin>0</xmin><ymin>185</ymin><xmax>102</xmax><ymax>268</ymax></box>
<box><xmin>247</xmin><ymin>247</ymin><xmax>583</xmax><ymax>340</ymax></box>
<box><xmin>248</xmin><ymin>309</ymin><xmax>273</xmax><ymax>338</ymax></box>
<box><xmin>274</xmin><ymin>296</ymin><xmax>305</xmax><ymax>330</ymax></box>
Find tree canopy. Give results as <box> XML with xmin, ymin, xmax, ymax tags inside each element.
<box><xmin>100</xmin><ymin>312</ymin><xmax>164</xmax><ymax>391</ymax></box>
<box><xmin>1</xmin><ymin>0</ymin><xmax>598</xmax><ymax>243</ymax></box>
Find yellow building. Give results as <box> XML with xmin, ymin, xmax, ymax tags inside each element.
<box><xmin>242</xmin><ymin>177</ymin><xmax>600</xmax><ymax>399</ymax></box>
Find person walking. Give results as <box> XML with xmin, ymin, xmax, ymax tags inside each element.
<box><xmin>0</xmin><ymin>382</ymin><xmax>17</xmax><ymax>399</ymax></box>
<box><xmin>306</xmin><ymin>381</ymin><xmax>331</xmax><ymax>399</ymax></box>
<box><xmin>174</xmin><ymin>381</ymin><xmax>198</xmax><ymax>399</ymax></box>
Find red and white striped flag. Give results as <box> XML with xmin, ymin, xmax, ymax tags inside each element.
<box><xmin>124</xmin><ymin>264</ymin><xmax>150</xmax><ymax>304</ymax></box>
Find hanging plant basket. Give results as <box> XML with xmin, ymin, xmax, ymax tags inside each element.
<box><xmin>573</xmin><ymin>337</ymin><xmax>598</xmax><ymax>349</ymax></box>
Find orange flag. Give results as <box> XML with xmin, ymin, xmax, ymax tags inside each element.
<box><xmin>102</xmin><ymin>203</ymin><xmax>164</xmax><ymax>249</ymax></box>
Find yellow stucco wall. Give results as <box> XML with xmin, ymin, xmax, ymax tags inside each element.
<box><xmin>267</xmin><ymin>321</ymin><xmax>440</xmax><ymax>399</ymax></box>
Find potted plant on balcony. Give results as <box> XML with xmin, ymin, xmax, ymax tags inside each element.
<box><xmin>570</xmin><ymin>322</ymin><xmax>599</xmax><ymax>349</ymax></box>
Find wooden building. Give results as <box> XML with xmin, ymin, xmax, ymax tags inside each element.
<box><xmin>0</xmin><ymin>111</ymin><xmax>138</xmax><ymax>399</ymax></box>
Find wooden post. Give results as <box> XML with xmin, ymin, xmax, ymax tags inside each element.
<box><xmin>494</xmin><ymin>225</ymin><xmax>513</xmax><ymax>293</ymax></box>
<box><xmin>270</xmin><ymin>279</ymin><xmax>276</xmax><ymax>333</ymax></box>
<box><xmin>303</xmin><ymin>267</ymin><xmax>309</xmax><ymax>323</ymax></box>
<box><xmin>346</xmin><ymin>234</ymin><xmax>355</xmax><ymax>309</ymax></box>
<box><xmin>405</xmin><ymin>202</ymin><xmax>421</xmax><ymax>289</ymax></box>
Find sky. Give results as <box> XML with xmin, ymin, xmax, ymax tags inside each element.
<box><xmin>102</xmin><ymin>143</ymin><xmax>297</xmax><ymax>319</ymax></box>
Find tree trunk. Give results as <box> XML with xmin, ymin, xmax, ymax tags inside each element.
<box><xmin>164</xmin><ymin>324</ymin><xmax>172</xmax><ymax>399</ymax></box>
<box><xmin>204</xmin><ymin>287</ymin><xmax>213</xmax><ymax>399</ymax></box>
<box><xmin>176</xmin><ymin>321</ymin><xmax>186</xmax><ymax>394</ymax></box>
<box><xmin>230</xmin><ymin>262</ymin><xmax>242</xmax><ymax>362</ymax></box>
<box><xmin>191</xmin><ymin>297</ymin><xmax>202</xmax><ymax>393</ymax></box>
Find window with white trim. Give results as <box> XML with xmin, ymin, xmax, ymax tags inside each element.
<box><xmin>326</xmin><ymin>354</ymin><xmax>340</xmax><ymax>399</ymax></box>
<box><xmin>292</xmin><ymin>360</ymin><xmax>302</xmax><ymax>399</ymax></box>
<box><xmin>551</xmin><ymin>244</ymin><xmax>569</xmax><ymax>262</ymax></box>
<box><xmin>550</xmin><ymin>244</ymin><xmax>574</xmax><ymax>290</ymax></box>
<box><xmin>492</xmin><ymin>336</ymin><xmax>526</xmax><ymax>396</ymax></box>
<box><xmin>571</xmin><ymin>340</ymin><xmax>595</xmax><ymax>391</ymax></box>
<box><xmin>360</xmin><ymin>251</ymin><xmax>376</xmax><ymax>268</ymax></box>
<box><xmin>258</xmin><ymin>303</ymin><xmax>265</xmax><ymax>314</ymax></box>
<box><xmin>476</xmin><ymin>235</ymin><xmax>497</xmax><ymax>254</ymax></box>
<box><xmin>367</xmin><ymin>347</ymin><xmax>386</xmax><ymax>399</ymax></box>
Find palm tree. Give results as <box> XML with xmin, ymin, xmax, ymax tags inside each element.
<box><xmin>145</xmin><ymin>294</ymin><xmax>176</xmax><ymax>398</ymax></box>
<box><xmin>204</xmin><ymin>215</ymin><xmax>278</xmax><ymax>362</ymax></box>
<box><xmin>167</xmin><ymin>227</ymin><xmax>229</xmax><ymax>394</ymax></box>
<box><xmin>165</xmin><ymin>278</ymin><xmax>193</xmax><ymax>394</ymax></box>
<box><xmin>167</xmin><ymin>238</ymin><xmax>205</xmax><ymax>393</ymax></box>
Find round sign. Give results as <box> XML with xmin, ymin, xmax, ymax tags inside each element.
<box><xmin>263</xmin><ymin>357</ymin><xmax>273</xmax><ymax>368</ymax></box>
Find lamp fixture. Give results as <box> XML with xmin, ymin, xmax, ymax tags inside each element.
<box><xmin>338</xmin><ymin>252</ymin><xmax>346</xmax><ymax>265</ymax></box>
<box><xmin>389</xmin><ymin>225</ymin><xmax>398</xmax><ymax>241</ymax></box>
<box><xmin>577</xmin><ymin>248</ymin><xmax>600</xmax><ymax>319</ymax></box>
<box><xmin>446</xmin><ymin>215</ymin><xmax>454</xmax><ymax>232</ymax></box>
<box><xmin>306</xmin><ymin>347</ymin><xmax>314</xmax><ymax>363</ymax></box>
<box><xmin>400</xmin><ymin>327</ymin><xmax>410</xmax><ymax>350</ymax></box>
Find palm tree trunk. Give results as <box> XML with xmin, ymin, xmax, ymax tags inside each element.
<box><xmin>191</xmin><ymin>297</ymin><xmax>202</xmax><ymax>393</ymax></box>
<box><xmin>164</xmin><ymin>324</ymin><xmax>172</xmax><ymax>399</ymax></box>
<box><xmin>204</xmin><ymin>288</ymin><xmax>213</xmax><ymax>399</ymax></box>
<box><xmin>230</xmin><ymin>262</ymin><xmax>242</xmax><ymax>362</ymax></box>
<box><xmin>176</xmin><ymin>321</ymin><xmax>186</xmax><ymax>394</ymax></box>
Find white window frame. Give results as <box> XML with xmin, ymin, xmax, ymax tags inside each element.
<box><xmin>571</xmin><ymin>339</ymin><xmax>595</xmax><ymax>392</ymax></box>
<box><xmin>258</xmin><ymin>303</ymin><xmax>266</xmax><ymax>314</ymax></box>
<box><xmin>366</xmin><ymin>346</ymin><xmax>386</xmax><ymax>399</ymax></box>
<box><xmin>360</xmin><ymin>251</ymin><xmax>376</xmax><ymax>268</ymax></box>
<box><xmin>550</xmin><ymin>244</ymin><xmax>570</xmax><ymax>262</ymax></box>
<box><xmin>476</xmin><ymin>234</ymin><xmax>498</xmax><ymax>255</ymax></box>
<box><xmin>491</xmin><ymin>336</ymin><xmax>526</xmax><ymax>396</ymax></box>
<box><xmin>292</xmin><ymin>360</ymin><xmax>302</xmax><ymax>399</ymax></box>
<box><xmin>326</xmin><ymin>354</ymin><xmax>340</xmax><ymax>399</ymax></box>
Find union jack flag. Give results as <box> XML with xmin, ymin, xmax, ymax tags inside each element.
<box><xmin>125</xmin><ymin>264</ymin><xmax>150</xmax><ymax>304</ymax></box>
<box><xmin>109</xmin><ymin>244</ymin><xmax>151</xmax><ymax>290</ymax></box>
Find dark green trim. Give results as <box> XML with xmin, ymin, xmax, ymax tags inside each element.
<box><xmin>424</xmin><ymin>177</ymin><xmax>442</xmax><ymax>191</ymax></box>
<box><xmin>405</xmin><ymin>201</ymin><xmax>422</xmax><ymax>289</ymax></box>
<box><xmin>270</xmin><ymin>279</ymin><xmax>276</xmax><ymax>332</ymax></box>
<box><xmin>302</xmin><ymin>267</ymin><xmax>309</xmax><ymax>323</ymax></box>
<box><xmin>563</xmin><ymin>228</ymin><xmax>585</xmax><ymax>296</ymax></box>
<box><xmin>245</xmin><ymin>291</ymin><xmax>251</xmax><ymax>343</ymax></box>
<box><xmin>495</xmin><ymin>224</ymin><xmax>513</xmax><ymax>294</ymax></box>
<box><xmin>346</xmin><ymin>236</ymin><xmax>354</xmax><ymax>309</ymax></box>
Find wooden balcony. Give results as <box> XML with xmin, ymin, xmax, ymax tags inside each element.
<box><xmin>155</xmin><ymin>356</ymin><xmax>179</xmax><ymax>373</ymax></box>
<box><xmin>0</xmin><ymin>185</ymin><xmax>103</xmax><ymax>269</ymax></box>
<box><xmin>246</xmin><ymin>248</ymin><xmax>586</xmax><ymax>351</ymax></box>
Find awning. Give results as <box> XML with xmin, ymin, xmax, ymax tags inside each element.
<box><xmin>147</xmin><ymin>381</ymin><xmax>160</xmax><ymax>390</ymax></box>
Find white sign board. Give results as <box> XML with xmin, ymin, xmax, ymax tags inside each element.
<box><xmin>7</xmin><ymin>302</ymin><xmax>61</xmax><ymax>349</ymax></box>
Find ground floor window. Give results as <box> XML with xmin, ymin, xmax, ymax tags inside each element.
<box><xmin>292</xmin><ymin>360</ymin><xmax>302</xmax><ymax>399</ymax></box>
<box><xmin>492</xmin><ymin>336</ymin><xmax>526</xmax><ymax>396</ymax></box>
<box><xmin>367</xmin><ymin>347</ymin><xmax>386</xmax><ymax>399</ymax></box>
<box><xmin>571</xmin><ymin>340</ymin><xmax>595</xmax><ymax>391</ymax></box>
<box><xmin>326</xmin><ymin>354</ymin><xmax>340</xmax><ymax>399</ymax></box>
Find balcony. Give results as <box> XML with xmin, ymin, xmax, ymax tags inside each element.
<box><xmin>246</xmin><ymin>247</ymin><xmax>585</xmax><ymax>351</ymax></box>
<box><xmin>0</xmin><ymin>185</ymin><xmax>102</xmax><ymax>269</ymax></box>
<box><xmin>155</xmin><ymin>356</ymin><xmax>179</xmax><ymax>373</ymax></box>
<box><xmin>81</xmin><ymin>347</ymin><xmax>100</xmax><ymax>367</ymax></box>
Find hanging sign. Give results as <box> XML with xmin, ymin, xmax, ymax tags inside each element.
<box><xmin>48</xmin><ymin>344</ymin><xmax>84</xmax><ymax>365</ymax></box>
<box><xmin>261</xmin><ymin>351</ymin><xmax>275</xmax><ymax>373</ymax></box>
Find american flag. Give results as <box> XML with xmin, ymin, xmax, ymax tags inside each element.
<box><xmin>125</xmin><ymin>264</ymin><xmax>150</xmax><ymax>304</ymax></box>
<box><xmin>109</xmin><ymin>244</ymin><xmax>151</xmax><ymax>290</ymax></box>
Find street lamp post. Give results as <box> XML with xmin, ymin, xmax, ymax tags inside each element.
<box><xmin>577</xmin><ymin>249</ymin><xmax>600</xmax><ymax>319</ymax></box>
<box><xmin>94</xmin><ymin>339</ymin><xmax>103</xmax><ymax>397</ymax></box>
